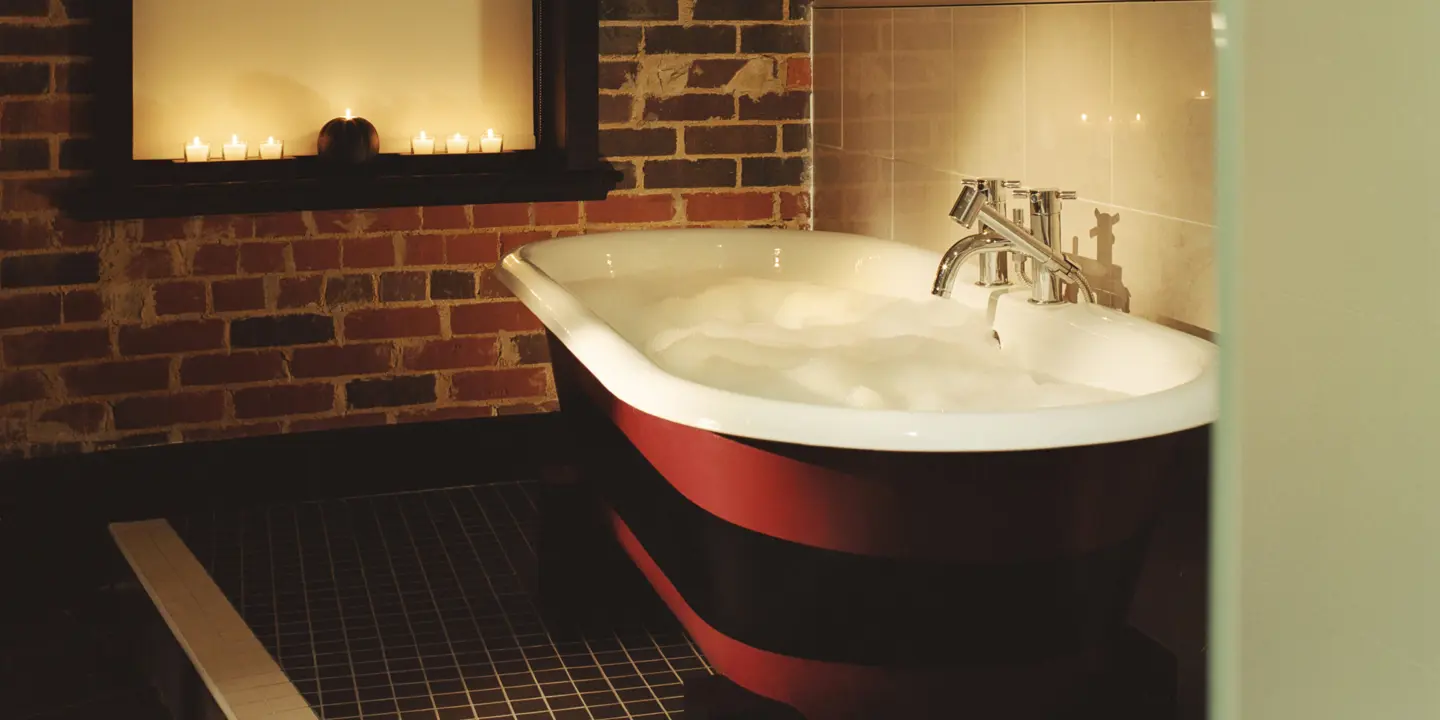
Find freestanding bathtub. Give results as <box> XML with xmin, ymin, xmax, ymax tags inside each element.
<box><xmin>497</xmin><ymin>229</ymin><xmax>1217</xmax><ymax>719</ymax></box>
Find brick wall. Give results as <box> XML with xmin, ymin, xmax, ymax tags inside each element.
<box><xmin>0</xmin><ymin>0</ymin><xmax>811</xmax><ymax>460</ymax></box>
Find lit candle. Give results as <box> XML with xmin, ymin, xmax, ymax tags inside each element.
<box><xmin>222</xmin><ymin>134</ymin><xmax>247</xmax><ymax>161</ymax></box>
<box><xmin>412</xmin><ymin>131</ymin><xmax>435</xmax><ymax>155</ymax></box>
<box><xmin>259</xmin><ymin>136</ymin><xmax>284</xmax><ymax>160</ymax></box>
<box><xmin>184</xmin><ymin>136</ymin><xmax>210</xmax><ymax>162</ymax></box>
<box><xmin>446</xmin><ymin>133</ymin><xmax>469</xmax><ymax>154</ymax></box>
<box><xmin>478</xmin><ymin>128</ymin><xmax>503</xmax><ymax>153</ymax></box>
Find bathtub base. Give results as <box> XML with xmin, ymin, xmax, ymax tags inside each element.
<box><xmin>684</xmin><ymin>675</ymin><xmax>807</xmax><ymax>720</ymax></box>
<box><xmin>546</xmin><ymin>334</ymin><xmax>1199</xmax><ymax>719</ymax></box>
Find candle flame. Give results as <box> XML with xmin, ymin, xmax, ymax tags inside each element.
<box><xmin>486</xmin><ymin>128</ymin><xmax>495</xmax><ymax>138</ymax></box>
<box><xmin>453</xmin><ymin>133</ymin><xmax>463</xmax><ymax>141</ymax></box>
<box><xmin>344</xmin><ymin>108</ymin><xmax>353</xmax><ymax>119</ymax></box>
<box><xmin>419</xmin><ymin>131</ymin><xmax>428</xmax><ymax>139</ymax></box>
<box><xmin>232</xmin><ymin>134</ymin><xmax>240</xmax><ymax>144</ymax></box>
<box><xmin>267</xmin><ymin>137</ymin><xmax>275</xmax><ymax>144</ymax></box>
<box><xmin>191</xmin><ymin>137</ymin><xmax>202</xmax><ymax>146</ymax></box>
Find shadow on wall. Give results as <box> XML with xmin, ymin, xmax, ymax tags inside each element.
<box><xmin>1068</xmin><ymin>208</ymin><xmax>1132</xmax><ymax>313</ymax></box>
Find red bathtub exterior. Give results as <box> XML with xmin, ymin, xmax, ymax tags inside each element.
<box><xmin>545</xmin><ymin>335</ymin><xmax>1203</xmax><ymax>719</ymax></box>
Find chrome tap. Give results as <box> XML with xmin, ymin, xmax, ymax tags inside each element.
<box><xmin>974</xmin><ymin>178</ymin><xmax>1021</xmax><ymax>287</ymax></box>
<box><xmin>932</xmin><ymin>183</ymin><xmax>1096</xmax><ymax>305</ymax></box>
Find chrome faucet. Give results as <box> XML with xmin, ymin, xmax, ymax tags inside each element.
<box><xmin>974</xmin><ymin>178</ymin><xmax>1021</xmax><ymax>287</ymax></box>
<box><xmin>932</xmin><ymin>182</ymin><xmax>1095</xmax><ymax>305</ymax></box>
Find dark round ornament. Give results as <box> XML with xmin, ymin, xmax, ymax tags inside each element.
<box><xmin>317</xmin><ymin>112</ymin><xmax>380</xmax><ymax>165</ymax></box>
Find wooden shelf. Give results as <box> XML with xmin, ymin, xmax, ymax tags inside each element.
<box><xmin>60</xmin><ymin>152</ymin><xmax>623</xmax><ymax>220</ymax></box>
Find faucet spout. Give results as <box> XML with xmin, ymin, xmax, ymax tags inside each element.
<box><xmin>932</xmin><ymin>232</ymin><xmax>1010</xmax><ymax>298</ymax></box>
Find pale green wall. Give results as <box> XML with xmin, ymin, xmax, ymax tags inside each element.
<box><xmin>1212</xmin><ymin>1</ymin><xmax>1440</xmax><ymax>718</ymax></box>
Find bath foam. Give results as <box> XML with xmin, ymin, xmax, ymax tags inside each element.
<box><xmin>571</xmin><ymin>275</ymin><xmax>1128</xmax><ymax>413</ymax></box>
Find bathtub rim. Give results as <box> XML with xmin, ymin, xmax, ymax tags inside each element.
<box><xmin>496</xmin><ymin>229</ymin><xmax>1219</xmax><ymax>452</ymax></box>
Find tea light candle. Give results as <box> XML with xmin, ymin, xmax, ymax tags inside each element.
<box><xmin>259</xmin><ymin>136</ymin><xmax>284</xmax><ymax>160</ymax></box>
<box><xmin>478</xmin><ymin>128</ymin><xmax>503</xmax><ymax>153</ymax></box>
<box><xmin>412</xmin><ymin>131</ymin><xmax>435</xmax><ymax>155</ymax></box>
<box><xmin>222</xmin><ymin>134</ymin><xmax>247</xmax><ymax>161</ymax></box>
<box><xmin>446</xmin><ymin>133</ymin><xmax>469</xmax><ymax>154</ymax></box>
<box><xmin>184</xmin><ymin>137</ymin><xmax>210</xmax><ymax>163</ymax></box>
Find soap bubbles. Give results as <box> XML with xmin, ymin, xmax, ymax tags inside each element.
<box><xmin>573</xmin><ymin>274</ymin><xmax>1127</xmax><ymax>413</ymax></box>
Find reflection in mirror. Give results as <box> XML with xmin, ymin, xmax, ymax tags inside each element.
<box><xmin>132</xmin><ymin>0</ymin><xmax>534</xmax><ymax>160</ymax></box>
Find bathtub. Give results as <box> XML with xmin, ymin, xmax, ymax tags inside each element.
<box><xmin>497</xmin><ymin>229</ymin><xmax>1217</xmax><ymax>719</ymax></box>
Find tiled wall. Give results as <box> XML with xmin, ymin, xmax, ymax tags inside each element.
<box><xmin>813</xmin><ymin>1</ymin><xmax>1216</xmax><ymax>335</ymax></box>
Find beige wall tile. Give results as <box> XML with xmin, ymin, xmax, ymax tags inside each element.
<box><xmin>814</xmin><ymin>9</ymin><xmax>844</xmax><ymax>150</ymax></box>
<box><xmin>1113</xmin><ymin>1</ymin><xmax>1216</xmax><ymax>224</ymax></box>
<box><xmin>893</xmin><ymin>8</ymin><xmax>956</xmax><ymax>168</ymax></box>
<box><xmin>892</xmin><ymin>161</ymin><xmax>964</xmax><ymax>253</ymax></box>
<box><xmin>815</xmin><ymin>146</ymin><xmax>894</xmax><ymax>240</ymax></box>
<box><xmin>841</xmin><ymin>9</ymin><xmax>895</xmax><ymax>158</ymax></box>
<box><xmin>952</xmin><ymin>6</ymin><xmax>1026</xmax><ymax>179</ymax></box>
<box><xmin>1061</xmin><ymin>200</ymin><xmax>1215</xmax><ymax>331</ymax></box>
<box><xmin>1024</xmin><ymin>4</ymin><xmax>1113</xmax><ymax>202</ymax></box>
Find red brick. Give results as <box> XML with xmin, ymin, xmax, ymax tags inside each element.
<box><xmin>477</xmin><ymin>268</ymin><xmax>513</xmax><ymax>299</ymax></box>
<box><xmin>233</xmin><ymin>383</ymin><xmax>335</xmax><ymax>419</ymax></box>
<box><xmin>1</xmin><ymin>178</ymin><xmax>59</xmax><ymax>212</ymax></box>
<box><xmin>53</xmin><ymin>219</ymin><xmax>103</xmax><ymax>248</ymax></box>
<box><xmin>212</xmin><ymin>278</ymin><xmax>266</xmax><ymax>312</ymax></box>
<box><xmin>0</xmin><ymin>218</ymin><xmax>52</xmax><ymax>250</ymax></box>
<box><xmin>780</xmin><ymin>191</ymin><xmax>811</xmax><ymax>220</ymax></box>
<box><xmin>310</xmin><ymin>210</ymin><xmax>356</xmax><ymax>234</ymax></box>
<box><xmin>290</xmin><ymin>343</ymin><xmax>394</xmax><ymax>378</ymax></box>
<box><xmin>343</xmin><ymin>307</ymin><xmax>441</xmax><ymax>340</ymax></box>
<box><xmin>118</xmin><ymin>320</ymin><xmax>224</xmax><ymax>356</ymax></box>
<box><xmin>533</xmin><ymin>202</ymin><xmax>581</xmax><ymax>226</ymax></box>
<box><xmin>62</xmin><ymin>290</ymin><xmax>103</xmax><ymax>323</ymax></box>
<box><xmin>3</xmin><ymin>329</ymin><xmax>111</xmax><ymax>366</ymax></box>
<box><xmin>423</xmin><ymin>206</ymin><xmax>469</xmax><ymax>230</ymax></box>
<box><xmin>0</xmin><ymin>292</ymin><xmax>60</xmax><ymax>329</ymax></box>
<box><xmin>200</xmin><ymin>215</ymin><xmax>253</xmax><ymax>240</ymax></box>
<box><xmin>686</xmin><ymin>192</ymin><xmax>776</xmax><ymax>222</ymax></box>
<box><xmin>113</xmin><ymin>391</ymin><xmax>224</xmax><ymax>429</ymax></box>
<box><xmin>291</xmin><ymin>413</ymin><xmax>388</xmax><ymax>433</ymax></box>
<box><xmin>403</xmin><ymin>337</ymin><xmax>498</xmax><ymax>371</ymax></box>
<box><xmin>0</xmin><ymin>370</ymin><xmax>50</xmax><ymax>405</ymax></box>
<box><xmin>192</xmin><ymin>245</ymin><xmax>237</xmax><ymax>276</ymax></box>
<box><xmin>238</xmin><ymin>243</ymin><xmax>286</xmax><ymax>273</ymax></box>
<box><xmin>153</xmin><ymin>281</ymin><xmax>206</xmax><ymax>316</ymax></box>
<box><xmin>472</xmin><ymin>203</ymin><xmax>530</xmax><ymax>229</ymax></box>
<box><xmin>452</xmin><ymin>302</ymin><xmax>544</xmax><ymax>334</ymax></box>
<box><xmin>292</xmin><ymin>239</ymin><xmax>340</xmax><ymax>271</ymax></box>
<box><xmin>183</xmin><ymin>422</ymin><xmax>283</xmax><ymax>442</ymax></box>
<box><xmin>145</xmin><ymin>217</ymin><xmax>196</xmax><ymax>243</ymax></box>
<box><xmin>127</xmin><ymin>247</ymin><xmax>175</xmax><ymax>279</ymax></box>
<box><xmin>278</xmin><ymin>275</ymin><xmax>323</xmax><ymax>309</ymax></box>
<box><xmin>0</xmin><ymin>99</ymin><xmax>88</xmax><ymax>134</ymax></box>
<box><xmin>397</xmin><ymin>405</ymin><xmax>496</xmax><ymax>424</ymax></box>
<box><xmin>38</xmin><ymin>403</ymin><xmax>106</xmax><ymax>434</ymax></box>
<box><xmin>254</xmin><ymin>213</ymin><xmax>308</xmax><ymax>238</ymax></box>
<box><xmin>585</xmin><ymin>194</ymin><xmax>677</xmax><ymax>224</ymax></box>
<box><xmin>445</xmin><ymin>233</ymin><xmax>499</xmax><ymax>264</ymax></box>
<box><xmin>61</xmin><ymin>358</ymin><xmax>170</xmax><ymax>397</ymax></box>
<box><xmin>452</xmin><ymin>367</ymin><xmax>551</xmax><ymax>401</ymax></box>
<box><xmin>363</xmin><ymin>208</ymin><xmax>420</xmax><ymax>233</ymax></box>
<box><xmin>180</xmin><ymin>352</ymin><xmax>285</xmax><ymax>386</ymax></box>
<box><xmin>404</xmin><ymin>235</ymin><xmax>445</xmax><ymax>265</ymax></box>
<box><xmin>500</xmin><ymin>231</ymin><xmax>551</xmax><ymax>256</ymax></box>
<box><xmin>342</xmin><ymin>236</ymin><xmax>396</xmax><ymax>268</ymax></box>
<box><xmin>786</xmin><ymin>57</ymin><xmax>812</xmax><ymax>89</ymax></box>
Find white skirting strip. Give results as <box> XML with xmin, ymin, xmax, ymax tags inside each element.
<box><xmin>110</xmin><ymin>519</ymin><xmax>318</xmax><ymax>720</ymax></box>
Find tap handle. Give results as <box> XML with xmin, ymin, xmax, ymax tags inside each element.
<box><xmin>1003</xmin><ymin>180</ymin><xmax>1022</xmax><ymax>189</ymax></box>
<box><xmin>1060</xmin><ymin>190</ymin><xmax>1078</xmax><ymax>200</ymax></box>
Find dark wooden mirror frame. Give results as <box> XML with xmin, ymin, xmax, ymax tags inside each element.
<box><xmin>62</xmin><ymin>0</ymin><xmax>618</xmax><ymax>220</ymax></box>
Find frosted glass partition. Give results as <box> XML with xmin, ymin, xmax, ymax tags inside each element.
<box><xmin>131</xmin><ymin>0</ymin><xmax>535</xmax><ymax>160</ymax></box>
